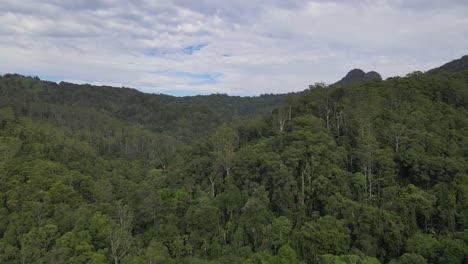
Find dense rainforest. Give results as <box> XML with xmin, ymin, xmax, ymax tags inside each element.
<box><xmin>0</xmin><ymin>76</ymin><xmax>284</xmax><ymax>143</ymax></box>
<box><xmin>0</xmin><ymin>64</ymin><xmax>467</xmax><ymax>263</ymax></box>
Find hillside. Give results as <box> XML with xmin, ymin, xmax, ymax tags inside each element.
<box><xmin>427</xmin><ymin>55</ymin><xmax>468</xmax><ymax>75</ymax></box>
<box><xmin>0</xmin><ymin>66</ymin><xmax>467</xmax><ymax>264</ymax></box>
<box><xmin>0</xmin><ymin>74</ymin><xmax>285</xmax><ymax>142</ymax></box>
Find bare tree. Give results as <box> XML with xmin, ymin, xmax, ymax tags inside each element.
<box><xmin>384</xmin><ymin>123</ymin><xmax>408</xmax><ymax>153</ymax></box>
<box><xmin>277</xmin><ymin>105</ymin><xmax>292</xmax><ymax>133</ymax></box>
<box><xmin>109</xmin><ymin>202</ymin><xmax>133</xmax><ymax>264</ymax></box>
<box><xmin>356</xmin><ymin>124</ymin><xmax>378</xmax><ymax>198</ymax></box>
<box><xmin>212</xmin><ymin>125</ymin><xmax>238</xmax><ymax>177</ymax></box>
<box><xmin>109</xmin><ymin>227</ymin><xmax>132</xmax><ymax>264</ymax></box>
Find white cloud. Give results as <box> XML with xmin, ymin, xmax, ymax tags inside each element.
<box><xmin>0</xmin><ymin>0</ymin><xmax>467</xmax><ymax>95</ymax></box>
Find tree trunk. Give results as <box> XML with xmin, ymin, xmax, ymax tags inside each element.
<box><xmin>301</xmin><ymin>171</ymin><xmax>305</xmax><ymax>206</ymax></box>
<box><xmin>395</xmin><ymin>135</ymin><xmax>400</xmax><ymax>152</ymax></box>
<box><xmin>208</xmin><ymin>176</ymin><xmax>215</xmax><ymax>197</ymax></box>
<box><xmin>364</xmin><ymin>167</ymin><xmax>368</xmax><ymax>196</ymax></box>
<box><xmin>369</xmin><ymin>164</ymin><xmax>373</xmax><ymax>198</ymax></box>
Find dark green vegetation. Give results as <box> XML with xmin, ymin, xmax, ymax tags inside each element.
<box><xmin>427</xmin><ymin>55</ymin><xmax>468</xmax><ymax>75</ymax></box>
<box><xmin>0</xmin><ymin>76</ymin><xmax>284</xmax><ymax>142</ymax></box>
<box><xmin>0</xmin><ymin>61</ymin><xmax>467</xmax><ymax>263</ymax></box>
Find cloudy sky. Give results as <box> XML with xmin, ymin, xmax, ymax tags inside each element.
<box><xmin>1</xmin><ymin>0</ymin><xmax>467</xmax><ymax>95</ymax></box>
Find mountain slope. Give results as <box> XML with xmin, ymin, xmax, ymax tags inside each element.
<box><xmin>427</xmin><ymin>55</ymin><xmax>468</xmax><ymax>75</ymax></box>
<box><xmin>0</xmin><ymin>74</ymin><xmax>285</xmax><ymax>141</ymax></box>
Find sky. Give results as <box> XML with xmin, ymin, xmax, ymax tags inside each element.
<box><xmin>1</xmin><ymin>0</ymin><xmax>467</xmax><ymax>96</ymax></box>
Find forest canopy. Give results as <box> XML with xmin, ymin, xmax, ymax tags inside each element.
<box><xmin>0</xmin><ymin>67</ymin><xmax>467</xmax><ymax>263</ymax></box>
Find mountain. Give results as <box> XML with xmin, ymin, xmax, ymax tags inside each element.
<box><xmin>427</xmin><ymin>55</ymin><xmax>468</xmax><ymax>75</ymax></box>
<box><xmin>334</xmin><ymin>68</ymin><xmax>382</xmax><ymax>86</ymax></box>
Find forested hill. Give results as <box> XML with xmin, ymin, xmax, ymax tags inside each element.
<box><xmin>0</xmin><ymin>74</ymin><xmax>285</xmax><ymax>141</ymax></box>
<box><xmin>427</xmin><ymin>55</ymin><xmax>468</xmax><ymax>75</ymax></box>
<box><xmin>0</xmin><ymin>66</ymin><xmax>467</xmax><ymax>263</ymax></box>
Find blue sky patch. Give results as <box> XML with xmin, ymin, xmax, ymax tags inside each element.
<box><xmin>144</xmin><ymin>44</ymin><xmax>207</xmax><ymax>57</ymax></box>
<box><xmin>37</xmin><ymin>74</ymin><xmax>64</xmax><ymax>82</ymax></box>
<box><xmin>152</xmin><ymin>70</ymin><xmax>223</xmax><ymax>85</ymax></box>
<box><xmin>160</xmin><ymin>90</ymin><xmax>212</xmax><ymax>96</ymax></box>
<box><xmin>182</xmin><ymin>44</ymin><xmax>207</xmax><ymax>55</ymax></box>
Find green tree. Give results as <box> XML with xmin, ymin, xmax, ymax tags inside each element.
<box><xmin>301</xmin><ymin>216</ymin><xmax>350</xmax><ymax>262</ymax></box>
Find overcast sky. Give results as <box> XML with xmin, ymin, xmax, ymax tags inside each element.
<box><xmin>1</xmin><ymin>0</ymin><xmax>467</xmax><ymax>95</ymax></box>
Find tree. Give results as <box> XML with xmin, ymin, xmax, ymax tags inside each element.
<box><xmin>145</xmin><ymin>240</ymin><xmax>172</xmax><ymax>264</ymax></box>
<box><xmin>185</xmin><ymin>195</ymin><xmax>219</xmax><ymax>255</ymax></box>
<box><xmin>0</xmin><ymin>107</ymin><xmax>15</xmax><ymax>129</ymax></box>
<box><xmin>277</xmin><ymin>245</ymin><xmax>300</xmax><ymax>264</ymax></box>
<box><xmin>355</xmin><ymin>123</ymin><xmax>379</xmax><ymax>199</ymax></box>
<box><xmin>405</xmin><ymin>233</ymin><xmax>439</xmax><ymax>263</ymax></box>
<box><xmin>437</xmin><ymin>238</ymin><xmax>466</xmax><ymax>264</ymax></box>
<box><xmin>239</xmin><ymin>187</ymin><xmax>273</xmax><ymax>250</ymax></box>
<box><xmin>211</xmin><ymin>125</ymin><xmax>238</xmax><ymax>178</ymax></box>
<box><xmin>109</xmin><ymin>227</ymin><xmax>132</xmax><ymax>264</ymax></box>
<box><xmin>383</xmin><ymin>123</ymin><xmax>408</xmax><ymax>153</ymax></box>
<box><xmin>273</xmin><ymin>104</ymin><xmax>292</xmax><ymax>133</ymax></box>
<box><xmin>389</xmin><ymin>253</ymin><xmax>427</xmax><ymax>264</ymax></box>
<box><xmin>301</xmin><ymin>216</ymin><xmax>350</xmax><ymax>262</ymax></box>
<box><xmin>268</xmin><ymin>216</ymin><xmax>292</xmax><ymax>253</ymax></box>
<box><xmin>109</xmin><ymin>203</ymin><xmax>133</xmax><ymax>264</ymax></box>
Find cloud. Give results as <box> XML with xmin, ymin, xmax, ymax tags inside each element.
<box><xmin>0</xmin><ymin>0</ymin><xmax>467</xmax><ymax>95</ymax></box>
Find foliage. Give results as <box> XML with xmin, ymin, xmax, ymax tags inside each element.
<box><xmin>0</xmin><ymin>70</ymin><xmax>467</xmax><ymax>263</ymax></box>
